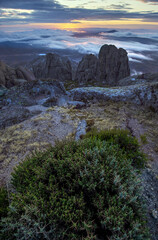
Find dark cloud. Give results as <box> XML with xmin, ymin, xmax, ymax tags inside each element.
<box><xmin>0</xmin><ymin>0</ymin><xmax>158</xmax><ymax>24</ymax></box>
<box><xmin>107</xmin><ymin>4</ymin><xmax>132</xmax><ymax>10</ymax></box>
<box><xmin>0</xmin><ymin>0</ymin><xmax>64</xmax><ymax>11</ymax></box>
<box><xmin>138</xmin><ymin>0</ymin><xmax>158</xmax><ymax>3</ymax></box>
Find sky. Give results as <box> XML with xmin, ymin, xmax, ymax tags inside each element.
<box><xmin>0</xmin><ymin>0</ymin><xmax>158</xmax><ymax>32</ymax></box>
<box><xmin>0</xmin><ymin>0</ymin><xmax>158</xmax><ymax>75</ymax></box>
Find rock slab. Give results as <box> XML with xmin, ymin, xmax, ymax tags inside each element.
<box><xmin>71</xmin><ymin>81</ymin><xmax>158</xmax><ymax>111</ymax></box>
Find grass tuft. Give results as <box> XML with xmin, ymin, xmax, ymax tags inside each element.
<box><xmin>140</xmin><ymin>134</ymin><xmax>148</xmax><ymax>144</ymax></box>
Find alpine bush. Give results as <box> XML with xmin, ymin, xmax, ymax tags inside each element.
<box><xmin>0</xmin><ymin>129</ymin><xmax>149</xmax><ymax>240</ymax></box>
<box><xmin>83</xmin><ymin>128</ymin><xmax>147</xmax><ymax>168</ymax></box>
<box><xmin>0</xmin><ymin>187</ymin><xmax>9</xmax><ymax>220</ymax></box>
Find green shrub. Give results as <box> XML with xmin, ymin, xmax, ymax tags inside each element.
<box><xmin>0</xmin><ymin>130</ymin><xmax>149</xmax><ymax>240</ymax></box>
<box><xmin>0</xmin><ymin>187</ymin><xmax>9</xmax><ymax>220</ymax></box>
<box><xmin>83</xmin><ymin>128</ymin><xmax>147</xmax><ymax>168</ymax></box>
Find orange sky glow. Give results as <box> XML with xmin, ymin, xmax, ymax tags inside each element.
<box><xmin>1</xmin><ymin>18</ymin><xmax>158</xmax><ymax>33</ymax></box>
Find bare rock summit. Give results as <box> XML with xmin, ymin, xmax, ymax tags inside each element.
<box><xmin>75</xmin><ymin>54</ymin><xmax>99</xmax><ymax>83</ymax></box>
<box><xmin>99</xmin><ymin>44</ymin><xmax>130</xmax><ymax>85</ymax></box>
<box><xmin>32</xmin><ymin>53</ymin><xmax>72</xmax><ymax>81</ymax></box>
<box><xmin>75</xmin><ymin>44</ymin><xmax>130</xmax><ymax>86</ymax></box>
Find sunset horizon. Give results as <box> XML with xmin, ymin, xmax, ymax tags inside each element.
<box><xmin>0</xmin><ymin>0</ymin><xmax>158</xmax><ymax>75</ymax></box>
<box><xmin>0</xmin><ymin>0</ymin><xmax>158</xmax><ymax>32</ymax></box>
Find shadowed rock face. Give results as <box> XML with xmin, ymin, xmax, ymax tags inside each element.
<box><xmin>75</xmin><ymin>45</ymin><xmax>130</xmax><ymax>86</ymax></box>
<box><xmin>0</xmin><ymin>61</ymin><xmax>36</xmax><ymax>88</ymax></box>
<box><xmin>99</xmin><ymin>45</ymin><xmax>130</xmax><ymax>85</ymax></box>
<box><xmin>0</xmin><ymin>61</ymin><xmax>16</xmax><ymax>87</ymax></box>
<box><xmin>16</xmin><ymin>66</ymin><xmax>36</xmax><ymax>82</ymax></box>
<box><xmin>75</xmin><ymin>54</ymin><xmax>99</xmax><ymax>83</ymax></box>
<box><xmin>32</xmin><ymin>53</ymin><xmax>72</xmax><ymax>81</ymax></box>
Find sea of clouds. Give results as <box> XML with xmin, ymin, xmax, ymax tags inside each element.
<box><xmin>0</xmin><ymin>28</ymin><xmax>158</xmax><ymax>63</ymax></box>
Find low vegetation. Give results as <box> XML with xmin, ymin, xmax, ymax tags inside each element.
<box><xmin>0</xmin><ymin>129</ymin><xmax>149</xmax><ymax>240</ymax></box>
<box><xmin>0</xmin><ymin>187</ymin><xmax>9</xmax><ymax>220</ymax></box>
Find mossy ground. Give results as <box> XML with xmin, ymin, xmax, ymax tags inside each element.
<box><xmin>1</xmin><ymin>101</ymin><xmax>158</xmax><ymax>185</ymax></box>
<box><xmin>0</xmin><ymin>108</ymin><xmax>75</xmax><ymax>185</ymax></box>
<box><xmin>58</xmin><ymin>101</ymin><xmax>158</xmax><ymax>153</ymax></box>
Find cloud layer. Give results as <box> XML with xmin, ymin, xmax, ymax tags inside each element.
<box><xmin>0</xmin><ymin>28</ymin><xmax>158</xmax><ymax>58</ymax></box>
<box><xmin>0</xmin><ymin>0</ymin><xmax>158</xmax><ymax>25</ymax></box>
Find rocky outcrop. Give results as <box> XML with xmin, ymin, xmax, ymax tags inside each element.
<box><xmin>0</xmin><ymin>86</ymin><xmax>7</xmax><ymax>97</ymax></box>
<box><xmin>75</xmin><ymin>45</ymin><xmax>130</xmax><ymax>86</ymax></box>
<box><xmin>16</xmin><ymin>66</ymin><xmax>35</xmax><ymax>82</ymax></box>
<box><xmin>75</xmin><ymin>54</ymin><xmax>99</xmax><ymax>83</ymax></box>
<box><xmin>0</xmin><ymin>79</ymin><xmax>67</xmax><ymax>110</ymax></box>
<box><xmin>0</xmin><ymin>61</ymin><xmax>16</xmax><ymax>87</ymax></box>
<box><xmin>70</xmin><ymin>81</ymin><xmax>158</xmax><ymax>111</ymax></box>
<box><xmin>0</xmin><ymin>61</ymin><xmax>36</xmax><ymax>88</ymax></box>
<box><xmin>0</xmin><ymin>106</ymin><xmax>32</xmax><ymax>130</ymax></box>
<box><xmin>118</xmin><ymin>73</ymin><xmax>158</xmax><ymax>87</ymax></box>
<box><xmin>32</xmin><ymin>53</ymin><xmax>72</xmax><ymax>81</ymax></box>
<box><xmin>98</xmin><ymin>45</ymin><xmax>130</xmax><ymax>85</ymax></box>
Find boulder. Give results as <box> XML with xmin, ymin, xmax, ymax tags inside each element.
<box><xmin>0</xmin><ymin>61</ymin><xmax>16</xmax><ymax>87</ymax></box>
<box><xmin>70</xmin><ymin>81</ymin><xmax>158</xmax><ymax>111</ymax></box>
<box><xmin>118</xmin><ymin>73</ymin><xmax>158</xmax><ymax>87</ymax></box>
<box><xmin>32</xmin><ymin>53</ymin><xmax>72</xmax><ymax>81</ymax></box>
<box><xmin>98</xmin><ymin>44</ymin><xmax>130</xmax><ymax>85</ymax></box>
<box><xmin>75</xmin><ymin>54</ymin><xmax>99</xmax><ymax>83</ymax></box>
<box><xmin>0</xmin><ymin>106</ymin><xmax>32</xmax><ymax>129</ymax></box>
<box><xmin>16</xmin><ymin>66</ymin><xmax>36</xmax><ymax>81</ymax></box>
<box><xmin>75</xmin><ymin>120</ymin><xmax>87</xmax><ymax>141</ymax></box>
<box><xmin>13</xmin><ymin>79</ymin><xmax>28</xmax><ymax>86</ymax></box>
<box><xmin>0</xmin><ymin>86</ymin><xmax>7</xmax><ymax>97</ymax></box>
<box><xmin>67</xmin><ymin>101</ymin><xmax>86</xmax><ymax>109</ymax></box>
<box><xmin>42</xmin><ymin>96</ymin><xmax>58</xmax><ymax>107</ymax></box>
<box><xmin>35</xmin><ymin>80</ymin><xmax>67</xmax><ymax>96</ymax></box>
<box><xmin>0</xmin><ymin>61</ymin><xmax>36</xmax><ymax>88</ymax></box>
